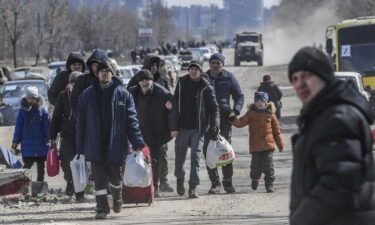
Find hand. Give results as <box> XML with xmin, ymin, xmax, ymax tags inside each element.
<box><xmin>171</xmin><ymin>131</ymin><xmax>179</xmax><ymax>138</ymax></box>
<box><xmin>228</xmin><ymin>112</ymin><xmax>237</xmax><ymax>122</ymax></box>
<box><xmin>12</xmin><ymin>142</ymin><xmax>18</xmax><ymax>150</ymax></box>
<box><xmin>209</xmin><ymin>126</ymin><xmax>220</xmax><ymax>140</ymax></box>
<box><xmin>165</xmin><ymin>101</ymin><xmax>173</xmax><ymax>110</ymax></box>
<box><xmin>279</xmin><ymin>148</ymin><xmax>284</xmax><ymax>152</ymax></box>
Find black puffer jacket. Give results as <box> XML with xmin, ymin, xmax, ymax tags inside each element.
<box><xmin>129</xmin><ymin>83</ymin><xmax>173</xmax><ymax>147</ymax></box>
<box><xmin>290</xmin><ymin>80</ymin><xmax>375</xmax><ymax>225</ymax></box>
<box><xmin>47</xmin><ymin>52</ymin><xmax>85</xmax><ymax>106</ymax></box>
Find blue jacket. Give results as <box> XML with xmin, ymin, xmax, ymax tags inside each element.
<box><xmin>206</xmin><ymin>69</ymin><xmax>244</xmax><ymax>116</ymax></box>
<box><xmin>76</xmin><ymin>78</ymin><xmax>145</xmax><ymax>162</ymax></box>
<box><xmin>13</xmin><ymin>97</ymin><xmax>49</xmax><ymax>157</ymax></box>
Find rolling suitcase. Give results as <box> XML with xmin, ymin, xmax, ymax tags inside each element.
<box><xmin>122</xmin><ymin>146</ymin><xmax>154</xmax><ymax>205</ymax></box>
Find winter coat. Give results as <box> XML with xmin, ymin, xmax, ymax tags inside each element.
<box><xmin>169</xmin><ymin>74</ymin><xmax>220</xmax><ymax>135</ymax></box>
<box><xmin>70</xmin><ymin>49</ymin><xmax>109</xmax><ymax>116</ymax></box>
<box><xmin>129</xmin><ymin>83</ymin><xmax>173</xmax><ymax>147</ymax></box>
<box><xmin>290</xmin><ymin>80</ymin><xmax>375</xmax><ymax>225</ymax></box>
<box><xmin>13</xmin><ymin>97</ymin><xmax>49</xmax><ymax>157</ymax></box>
<box><xmin>206</xmin><ymin>69</ymin><xmax>244</xmax><ymax>116</ymax></box>
<box><xmin>76</xmin><ymin>77</ymin><xmax>145</xmax><ymax>163</ymax></box>
<box><xmin>257</xmin><ymin>82</ymin><xmax>283</xmax><ymax>109</ymax></box>
<box><xmin>49</xmin><ymin>85</ymin><xmax>75</xmax><ymax>140</ymax></box>
<box><xmin>47</xmin><ymin>52</ymin><xmax>85</xmax><ymax>106</ymax></box>
<box><xmin>231</xmin><ymin>103</ymin><xmax>284</xmax><ymax>153</ymax></box>
<box><xmin>127</xmin><ymin>53</ymin><xmax>170</xmax><ymax>91</ymax></box>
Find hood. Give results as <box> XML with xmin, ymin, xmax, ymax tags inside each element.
<box><xmin>86</xmin><ymin>49</ymin><xmax>109</xmax><ymax>72</ymax></box>
<box><xmin>299</xmin><ymin>79</ymin><xmax>374</xmax><ymax>125</ymax></box>
<box><xmin>20</xmin><ymin>96</ymin><xmax>45</xmax><ymax>112</ymax></box>
<box><xmin>248</xmin><ymin>102</ymin><xmax>276</xmax><ymax>113</ymax></box>
<box><xmin>142</xmin><ymin>53</ymin><xmax>160</xmax><ymax>70</ymax></box>
<box><xmin>66</xmin><ymin>52</ymin><xmax>85</xmax><ymax>72</ymax></box>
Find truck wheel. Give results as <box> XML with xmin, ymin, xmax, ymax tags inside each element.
<box><xmin>234</xmin><ymin>56</ymin><xmax>240</xmax><ymax>66</ymax></box>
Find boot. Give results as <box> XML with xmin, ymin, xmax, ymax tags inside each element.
<box><xmin>75</xmin><ymin>191</ymin><xmax>86</xmax><ymax>203</ymax></box>
<box><xmin>176</xmin><ymin>178</ymin><xmax>185</xmax><ymax>196</ymax></box>
<box><xmin>222</xmin><ymin>178</ymin><xmax>235</xmax><ymax>194</ymax></box>
<box><xmin>95</xmin><ymin>212</ymin><xmax>107</xmax><ymax>219</ymax></box>
<box><xmin>188</xmin><ymin>185</ymin><xmax>198</xmax><ymax>199</ymax></box>
<box><xmin>208</xmin><ymin>182</ymin><xmax>221</xmax><ymax>194</ymax></box>
<box><xmin>110</xmin><ymin>187</ymin><xmax>123</xmax><ymax>213</ymax></box>
<box><xmin>65</xmin><ymin>181</ymin><xmax>74</xmax><ymax>196</ymax></box>
<box><xmin>251</xmin><ymin>180</ymin><xmax>259</xmax><ymax>190</ymax></box>
<box><xmin>159</xmin><ymin>182</ymin><xmax>174</xmax><ymax>192</ymax></box>
<box><xmin>266</xmin><ymin>184</ymin><xmax>274</xmax><ymax>193</ymax></box>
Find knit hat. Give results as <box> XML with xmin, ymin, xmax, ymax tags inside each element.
<box><xmin>25</xmin><ymin>86</ymin><xmax>39</xmax><ymax>99</ymax></box>
<box><xmin>69</xmin><ymin>71</ymin><xmax>82</xmax><ymax>84</ymax></box>
<box><xmin>97</xmin><ymin>60</ymin><xmax>115</xmax><ymax>76</ymax></box>
<box><xmin>263</xmin><ymin>74</ymin><xmax>272</xmax><ymax>83</ymax></box>
<box><xmin>254</xmin><ymin>91</ymin><xmax>269</xmax><ymax>103</ymax></box>
<box><xmin>188</xmin><ymin>61</ymin><xmax>203</xmax><ymax>72</ymax></box>
<box><xmin>288</xmin><ymin>47</ymin><xmax>334</xmax><ymax>83</ymax></box>
<box><xmin>209</xmin><ymin>53</ymin><xmax>225</xmax><ymax>65</ymax></box>
<box><xmin>137</xmin><ymin>69</ymin><xmax>154</xmax><ymax>82</ymax></box>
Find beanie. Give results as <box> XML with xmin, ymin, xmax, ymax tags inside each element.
<box><xmin>263</xmin><ymin>74</ymin><xmax>272</xmax><ymax>83</ymax></box>
<box><xmin>25</xmin><ymin>86</ymin><xmax>39</xmax><ymax>99</ymax></box>
<box><xmin>69</xmin><ymin>71</ymin><xmax>82</xmax><ymax>84</ymax></box>
<box><xmin>97</xmin><ymin>60</ymin><xmax>115</xmax><ymax>76</ymax></box>
<box><xmin>254</xmin><ymin>91</ymin><xmax>269</xmax><ymax>103</ymax></box>
<box><xmin>188</xmin><ymin>61</ymin><xmax>203</xmax><ymax>72</ymax></box>
<box><xmin>209</xmin><ymin>53</ymin><xmax>225</xmax><ymax>65</ymax></box>
<box><xmin>137</xmin><ymin>69</ymin><xmax>154</xmax><ymax>82</ymax></box>
<box><xmin>288</xmin><ymin>47</ymin><xmax>334</xmax><ymax>83</ymax></box>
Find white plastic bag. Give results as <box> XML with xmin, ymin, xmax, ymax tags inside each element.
<box><xmin>123</xmin><ymin>151</ymin><xmax>151</xmax><ymax>187</ymax></box>
<box><xmin>70</xmin><ymin>154</ymin><xmax>89</xmax><ymax>193</ymax></box>
<box><xmin>206</xmin><ymin>135</ymin><xmax>235</xmax><ymax>169</ymax></box>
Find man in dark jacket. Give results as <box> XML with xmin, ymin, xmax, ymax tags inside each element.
<box><xmin>129</xmin><ymin>69</ymin><xmax>173</xmax><ymax>197</ymax></box>
<box><xmin>127</xmin><ymin>53</ymin><xmax>173</xmax><ymax>192</ymax></box>
<box><xmin>170</xmin><ymin>61</ymin><xmax>220</xmax><ymax>198</ymax></box>
<box><xmin>257</xmin><ymin>74</ymin><xmax>283</xmax><ymax>119</ymax></box>
<box><xmin>289</xmin><ymin>47</ymin><xmax>375</xmax><ymax>225</ymax></box>
<box><xmin>76</xmin><ymin>60</ymin><xmax>145</xmax><ymax>220</ymax></box>
<box><xmin>48</xmin><ymin>52</ymin><xmax>85</xmax><ymax>106</ymax></box>
<box><xmin>203</xmin><ymin>53</ymin><xmax>244</xmax><ymax>194</ymax></box>
<box><xmin>70</xmin><ymin>49</ymin><xmax>109</xmax><ymax>116</ymax></box>
<box><xmin>49</xmin><ymin>71</ymin><xmax>83</xmax><ymax>200</ymax></box>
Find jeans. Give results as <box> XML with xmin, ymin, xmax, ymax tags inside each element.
<box><xmin>159</xmin><ymin>144</ymin><xmax>169</xmax><ymax>184</ymax></box>
<box><xmin>174</xmin><ymin>129</ymin><xmax>204</xmax><ymax>186</ymax></box>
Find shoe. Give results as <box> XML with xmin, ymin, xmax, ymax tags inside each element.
<box><xmin>208</xmin><ymin>183</ymin><xmax>221</xmax><ymax>194</ymax></box>
<box><xmin>188</xmin><ymin>186</ymin><xmax>198</xmax><ymax>199</ymax></box>
<box><xmin>159</xmin><ymin>182</ymin><xmax>174</xmax><ymax>192</ymax></box>
<box><xmin>223</xmin><ymin>180</ymin><xmax>236</xmax><ymax>194</ymax></box>
<box><xmin>176</xmin><ymin>178</ymin><xmax>185</xmax><ymax>196</ymax></box>
<box><xmin>95</xmin><ymin>211</ymin><xmax>107</xmax><ymax>219</ymax></box>
<box><xmin>76</xmin><ymin>197</ymin><xmax>87</xmax><ymax>203</ymax></box>
<box><xmin>251</xmin><ymin>181</ymin><xmax>259</xmax><ymax>190</ymax></box>
<box><xmin>266</xmin><ymin>184</ymin><xmax>274</xmax><ymax>193</ymax></box>
<box><xmin>65</xmin><ymin>181</ymin><xmax>74</xmax><ymax>196</ymax></box>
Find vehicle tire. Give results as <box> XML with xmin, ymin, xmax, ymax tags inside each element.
<box><xmin>234</xmin><ymin>56</ymin><xmax>240</xmax><ymax>66</ymax></box>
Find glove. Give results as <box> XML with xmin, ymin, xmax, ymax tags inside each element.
<box><xmin>209</xmin><ymin>126</ymin><xmax>220</xmax><ymax>141</ymax></box>
<box><xmin>279</xmin><ymin>148</ymin><xmax>284</xmax><ymax>152</ymax></box>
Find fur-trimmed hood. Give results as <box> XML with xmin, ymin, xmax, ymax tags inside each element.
<box><xmin>20</xmin><ymin>96</ymin><xmax>45</xmax><ymax>112</ymax></box>
<box><xmin>248</xmin><ymin>102</ymin><xmax>276</xmax><ymax>114</ymax></box>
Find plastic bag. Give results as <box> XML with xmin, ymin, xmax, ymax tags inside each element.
<box><xmin>123</xmin><ymin>151</ymin><xmax>151</xmax><ymax>187</ymax></box>
<box><xmin>46</xmin><ymin>147</ymin><xmax>60</xmax><ymax>177</ymax></box>
<box><xmin>206</xmin><ymin>135</ymin><xmax>235</xmax><ymax>169</ymax></box>
<box><xmin>70</xmin><ymin>154</ymin><xmax>88</xmax><ymax>193</ymax></box>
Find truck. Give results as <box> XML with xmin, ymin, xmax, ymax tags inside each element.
<box><xmin>234</xmin><ymin>32</ymin><xmax>263</xmax><ymax>66</ymax></box>
<box><xmin>325</xmin><ymin>16</ymin><xmax>375</xmax><ymax>106</ymax></box>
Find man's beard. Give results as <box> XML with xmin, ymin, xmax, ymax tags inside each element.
<box><xmin>141</xmin><ymin>85</ymin><xmax>151</xmax><ymax>93</ymax></box>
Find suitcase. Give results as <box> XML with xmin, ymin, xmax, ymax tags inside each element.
<box><xmin>122</xmin><ymin>146</ymin><xmax>154</xmax><ymax>205</ymax></box>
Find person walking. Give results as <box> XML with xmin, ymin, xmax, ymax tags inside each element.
<box><xmin>170</xmin><ymin>61</ymin><xmax>220</xmax><ymax>198</ymax></box>
<box><xmin>203</xmin><ymin>53</ymin><xmax>244</xmax><ymax>194</ymax></box>
<box><xmin>129</xmin><ymin>69</ymin><xmax>173</xmax><ymax>197</ymax></box>
<box><xmin>289</xmin><ymin>47</ymin><xmax>375</xmax><ymax>225</ymax></box>
<box><xmin>76</xmin><ymin>60</ymin><xmax>145</xmax><ymax>219</ymax></box>
<box><xmin>257</xmin><ymin>74</ymin><xmax>283</xmax><ymax>119</ymax></box>
<box><xmin>230</xmin><ymin>91</ymin><xmax>284</xmax><ymax>193</ymax></box>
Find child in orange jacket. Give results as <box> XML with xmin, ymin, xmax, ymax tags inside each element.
<box><xmin>230</xmin><ymin>91</ymin><xmax>284</xmax><ymax>192</ymax></box>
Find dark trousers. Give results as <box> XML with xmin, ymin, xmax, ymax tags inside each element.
<box><xmin>159</xmin><ymin>144</ymin><xmax>169</xmax><ymax>184</ymax></box>
<box><xmin>23</xmin><ymin>156</ymin><xmax>46</xmax><ymax>182</ymax></box>
<box><xmin>59</xmin><ymin>137</ymin><xmax>75</xmax><ymax>183</ymax></box>
<box><xmin>92</xmin><ymin>162</ymin><xmax>122</xmax><ymax>214</ymax></box>
<box><xmin>150</xmin><ymin>144</ymin><xmax>162</xmax><ymax>189</ymax></box>
<box><xmin>203</xmin><ymin>121</ymin><xmax>233</xmax><ymax>186</ymax></box>
<box><xmin>250</xmin><ymin>150</ymin><xmax>275</xmax><ymax>186</ymax></box>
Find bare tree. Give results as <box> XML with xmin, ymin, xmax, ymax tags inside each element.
<box><xmin>0</xmin><ymin>0</ymin><xmax>31</xmax><ymax>68</ymax></box>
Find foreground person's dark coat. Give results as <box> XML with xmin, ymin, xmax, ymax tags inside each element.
<box><xmin>290</xmin><ymin>80</ymin><xmax>375</xmax><ymax>225</ymax></box>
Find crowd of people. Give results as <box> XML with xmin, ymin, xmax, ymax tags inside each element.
<box><xmin>9</xmin><ymin>46</ymin><xmax>375</xmax><ymax>224</ymax></box>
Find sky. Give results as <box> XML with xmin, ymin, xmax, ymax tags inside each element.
<box><xmin>165</xmin><ymin>0</ymin><xmax>281</xmax><ymax>8</ymax></box>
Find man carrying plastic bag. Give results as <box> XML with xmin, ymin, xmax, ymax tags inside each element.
<box><xmin>206</xmin><ymin>135</ymin><xmax>235</xmax><ymax>169</ymax></box>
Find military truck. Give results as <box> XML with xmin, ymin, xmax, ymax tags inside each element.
<box><xmin>234</xmin><ymin>32</ymin><xmax>263</xmax><ymax>66</ymax></box>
